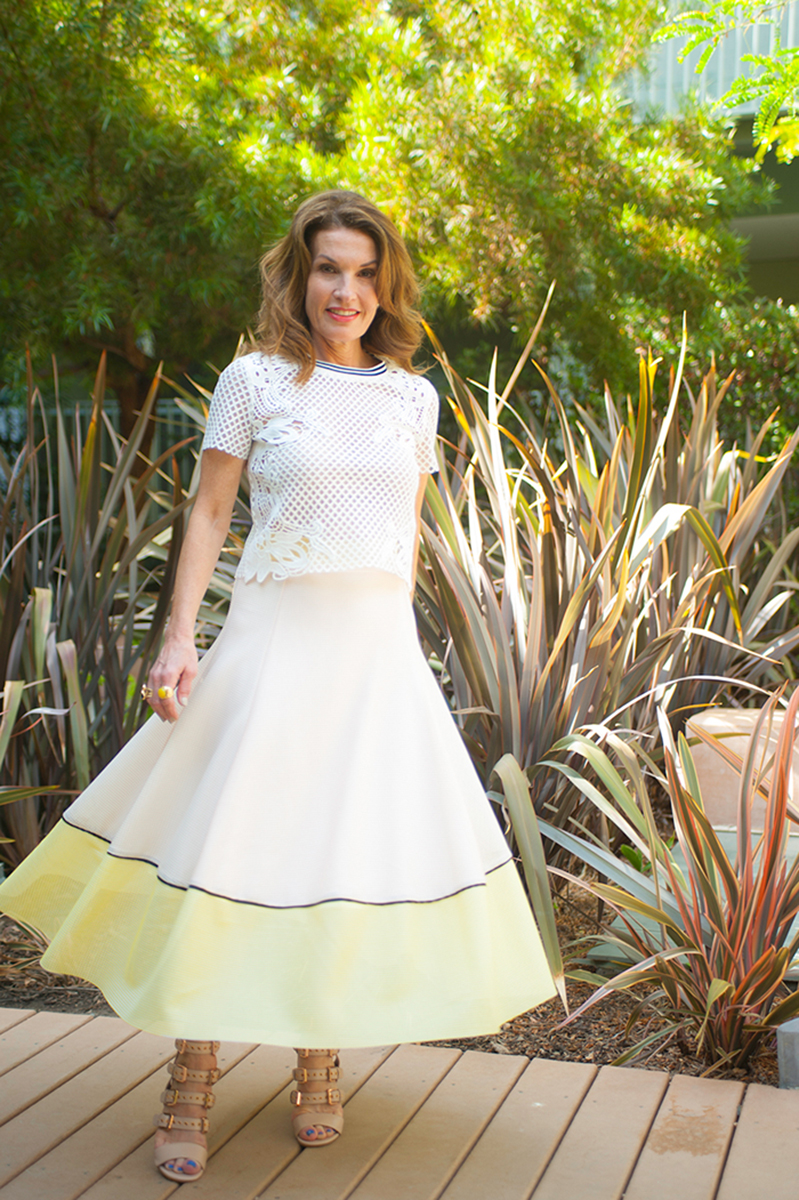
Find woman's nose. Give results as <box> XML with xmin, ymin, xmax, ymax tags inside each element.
<box><xmin>333</xmin><ymin>273</ymin><xmax>356</xmax><ymax>299</ymax></box>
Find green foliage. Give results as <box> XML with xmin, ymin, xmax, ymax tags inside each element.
<box><xmin>536</xmin><ymin>689</ymin><xmax>799</xmax><ymax>1070</ymax></box>
<box><xmin>312</xmin><ymin>7</ymin><xmax>763</xmax><ymax>403</ymax></box>
<box><xmin>416</xmin><ymin>322</ymin><xmax>799</xmax><ymax>842</ymax></box>
<box><xmin>0</xmin><ymin>0</ymin><xmax>783</xmax><ymax>431</ymax></box>
<box><xmin>618</xmin><ymin>299</ymin><xmax>799</xmax><ymax>469</ymax></box>
<box><xmin>660</xmin><ymin>1</ymin><xmax>799</xmax><ymax>162</ymax></box>
<box><xmin>0</xmin><ymin>0</ymin><xmax>299</xmax><ymax>422</ymax></box>
<box><xmin>705</xmin><ymin>299</ymin><xmax>799</xmax><ymax>455</ymax></box>
<box><xmin>0</xmin><ymin>354</ymin><xmax>195</xmax><ymax>864</ymax></box>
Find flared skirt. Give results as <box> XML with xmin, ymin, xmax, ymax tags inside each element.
<box><xmin>0</xmin><ymin>569</ymin><xmax>555</xmax><ymax>1046</ymax></box>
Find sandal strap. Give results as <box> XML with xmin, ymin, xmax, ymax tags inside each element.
<box><xmin>292</xmin><ymin>1108</ymin><xmax>345</xmax><ymax>1144</ymax></box>
<box><xmin>293</xmin><ymin>1064</ymin><xmax>340</xmax><ymax>1085</ymax></box>
<box><xmin>154</xmin><ymin>1112</ymin><xmax>210</xmax><ymax>1134</ymax></box>
<box><xmin>161</xmin><ymin>1087</ymin><xmax>215</xmax><ymax>1110</ymax></box>
<box><xmin>175</xmin><ymin>1039</ymin><xmax>220</xmax><ymax>1055</ymax></box>
<box><xmin>290</xmin><ymin>1086</ymin><xmax>342</xmax><ymax>1107</ymax></box>
<box><xmin>154</xmin><ymin>1141</ymin><xmax>209</xmax><ymax>1171</ymax></box>
<box><xmin>295</xmin><ymin>1048</ymin><xmax>338</xmax><ymax>1058</ymax></box>
<box><xmin>169</xmin><ymin>1060</ymin><xmax>220</xmax><ymax>1085</ymax></box>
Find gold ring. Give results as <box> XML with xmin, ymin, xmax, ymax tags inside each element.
<box><xmin>157</xmin><ymin>686</ymin><xmax>174</xmax><ymax>700</ymax></box>
<box><xmin>140</xmin><ymin>686</ymin><xmax>153</xmax><ymax>700</ymax></box>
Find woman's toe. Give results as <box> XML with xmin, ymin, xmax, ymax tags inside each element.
<box><xmin>165</xmin><ymin>1156</ymin><xmax>201</xmax><ymax>1174</ymax></box>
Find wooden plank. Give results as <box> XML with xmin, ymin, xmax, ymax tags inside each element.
<box><xmin>0</xmin><ymin>1012</ymin><xmax>93</xmax><ymax>1081</ymax></box>
<box><xmin>624</xmin><ymin>1074</ymin><xmax>744</xmax><ymax>1200</ymax></box>
<box><xmin>195</xmin><ymin>1044</ymin><xmax>397</xmax><ymax>1200</ymax></box>
<box><xmin>342</xmin><ymin>1050</ymin><xmax>528</xmax><ymax>1200</ymax></box>
<box><xmin>0</xmin><ymin>1027</ymin><xmax>174</xmax><ymax>1188</ymax></box>
<box><xmin>717</xmin><ymin>1083</ymin><xmax>799</xmax><ymax>1200</ymax></box>
<box><xmin>441</xmin><ymin>1058</ymin><xmax>598</xmax><ymax>1200</ymax></box>
<box><xmin>254</xmin><ymin>1045</ymin><xmax>458</xmax><ymax>1200</ymax></box>
<box><xmin>77</xmin><ymin>1043</ymin><xmax>292</xmax><ymax>1200</ymax></box>
<box><xmin>0</xmin><ymin>1041</ymin><xmax>267</xmax><ymax>1200</ymax></box>
<box><xmin>530</xmin><ymin>1066</ymin><xmax>669</xmax><ymax>1200</ymax></box>
<box><xmin>82</xmin><ymin>1044</ymin><xmax>394</xmax><ymax>1200</ymax></box>
<box><xmin>0</xmin><ymin>1011</ymin><xmax>36</xmax><ymax>1038</ymax></box>
<box><xmin>0</xmin><ymin>1017</ymin><xmax>139</xmax><ymax>1125</ymax></box>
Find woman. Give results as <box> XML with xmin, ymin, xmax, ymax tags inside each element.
<box><xmin>0</xmin><ymin>191</ymin><xmax>555</xmax><ymax>1183</ymax></box>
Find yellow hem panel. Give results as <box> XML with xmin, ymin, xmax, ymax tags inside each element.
<box><xmin>0</xmin><ymin>820</ymin><xmax>556</xmax><ymax>1047</ymax></box>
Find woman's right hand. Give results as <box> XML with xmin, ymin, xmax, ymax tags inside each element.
<box><xmin>141</xmin><ymin>448</ymin><xmax>245</xmax><ymax>724</ymax></box>
<box><xmin>145</xmin><ymin>633</ymin><xmax>199</xmax><ymax>723</ymax></box>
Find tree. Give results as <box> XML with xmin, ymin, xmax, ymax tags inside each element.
<box><xmin>661</xmin><ymin>0</ymin><xmax>799</xmax><ymax>163</ymax></box>
<box><xmin>0</xmin><ymin>0</ymin><xmax>377</xmax><ymax>429</ymax></box>
<box><xmin>0</xmin><ymin>0</ymin><xmax>781</xmax><ymax>428</ymax></box>
<box><xmin>300</xmin><ymin>0</ymin><xmax>769</xmax><ymax>404</ymax></box>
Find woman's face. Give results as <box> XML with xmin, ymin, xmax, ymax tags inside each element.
<box><xmin>304</xmin><ymin>227</ymin><xmax>380</xmax><ymax>363</ymax></box>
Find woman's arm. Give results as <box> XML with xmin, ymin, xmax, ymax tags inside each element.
<box><xmin>410</xmin><ymin>473</ymin><xmax>430</xmax><ymax>600</ymax></box>
<box><xmin>147</xmin><ymin>449</ymin><xmax>245</xmax><ymax>722</ymax></box>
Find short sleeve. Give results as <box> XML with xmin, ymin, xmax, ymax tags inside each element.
<box><xmin>414</xmin><ymin>378</ymin><xmax>440</xmax><ymax>474</ymax></box>
<box><xmin>202</xmin><ymin>357</ymin><xmax>255</xmax><ymax>459</ymax></box>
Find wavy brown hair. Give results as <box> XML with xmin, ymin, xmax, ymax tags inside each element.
<box><xmin>256</xmin><ymin>191</ymin><xmax>423</xmax><ymax>381</ymax></box>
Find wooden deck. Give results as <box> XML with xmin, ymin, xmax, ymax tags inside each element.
<box><xmin>1</xmin><ymin>1007</ymin><xmax>799</xmax><ymax>1199</ymax></box>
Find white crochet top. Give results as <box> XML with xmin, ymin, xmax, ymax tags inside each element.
<box><xmin>202</xmin><ymin>352</ymin><xmax>439</xmax><ymax>587</ymax></box>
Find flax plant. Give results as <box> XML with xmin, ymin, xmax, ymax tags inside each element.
<box><xmin>416</xmin><ymin>324</ymin><xmax>799</xmax><ymax>838</ymax></box>
<box><xmin>0</xmin><ymin>355</ymin><xmax>197</xmax><ymax>864</ymax></box>
<box><xmin>534</xmin><ymin>689</ymin><xmax>799</xmax><ymax>1069</ymax></box>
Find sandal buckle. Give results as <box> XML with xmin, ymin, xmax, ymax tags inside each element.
<box><xmin>290</xmin><ymin>1089</ymin><xmax>303</xmax><ymax>1107</ymax></box>
<box><xmin>294</xmin><ymin>1067</ymin><xmax>309</xmax><ymax>1084</ymax></box>
<box><xmin>327</xmin><ymin>1088</ymin><xmax>341</xmax><ymax>1105</ymax></box>
<box><xmin>170</xmin><ymin>1062</ymin><xmax>188</xmax><ymax>1083</ymax></box>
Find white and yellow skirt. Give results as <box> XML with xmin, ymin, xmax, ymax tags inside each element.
<box><xmin>0</xmin><ymin>569</ymin><xmax>555</xmax><ymax>1046</ymax></box>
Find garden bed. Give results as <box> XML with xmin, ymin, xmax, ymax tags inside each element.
<box><xmin>432</xmin><ymin>879</ymin><xmax>781</xmax><ymax>1088</ymax></box>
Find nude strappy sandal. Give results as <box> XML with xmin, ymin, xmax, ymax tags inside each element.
<box><xmin>290</xmin><ymin>1048</ymin><xmax>344</xmax><ymax>1147</ymax></box>
<box><xmin>153</xmin><ymin>1039</ymin><xmax>220</xmax><ymax>1182</ymax></box>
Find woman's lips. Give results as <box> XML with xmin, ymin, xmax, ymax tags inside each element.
<box><xmin>327</xmin><ymin>308</ymin><xmax>359</xmax><ymax>321</ymax></box>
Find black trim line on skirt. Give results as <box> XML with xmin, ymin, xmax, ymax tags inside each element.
<box><xmin>60</xmin><ymin>814</ymin><xmax>512</xmax><ymax>911</ymax></box>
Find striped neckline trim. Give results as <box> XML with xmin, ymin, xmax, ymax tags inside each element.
<box><xmin>316</xmin><ymin>359</ymin><xmax>387</xmax><ymax>376</ymax></box>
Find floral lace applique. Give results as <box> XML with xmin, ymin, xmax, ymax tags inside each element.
<box><xmin>255</xmin><ymin>415</ymin><xmax>306</xmax><ymax>445</ymax></box>
<box><xmin>241</xmin><ymin>518</ymin><xmax>337</xmax><ymax>583</ymax></box>
<box><xmin>372</xmin><ymin>414</ymin><xmax>416</xmax><ymax>449</ymax></box>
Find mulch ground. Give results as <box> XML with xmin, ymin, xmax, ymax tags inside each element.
<box><xmin>431</xmin><ymin>879</ymin><xmax>781</xmax><ymax>1088</ymax></box>
<box><xmin>431</xmin><ymin>985</ymin><xmax>780</xmax><ymax>1088</ymax></box>
<box><xmin>0</xmin><ymin>885</ymin><xmax>781</xmax><ymax>1088</ymax></box>
<box><xmin>0</xmin><ymin>917</ymin><xmax>114</xmax><ymax>1016</ymax></box>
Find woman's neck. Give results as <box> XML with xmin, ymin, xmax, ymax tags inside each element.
<box><xmin>311</xmin><ymin>336</ymin><xmax>377</xmax><ymax>370</ymax></box>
